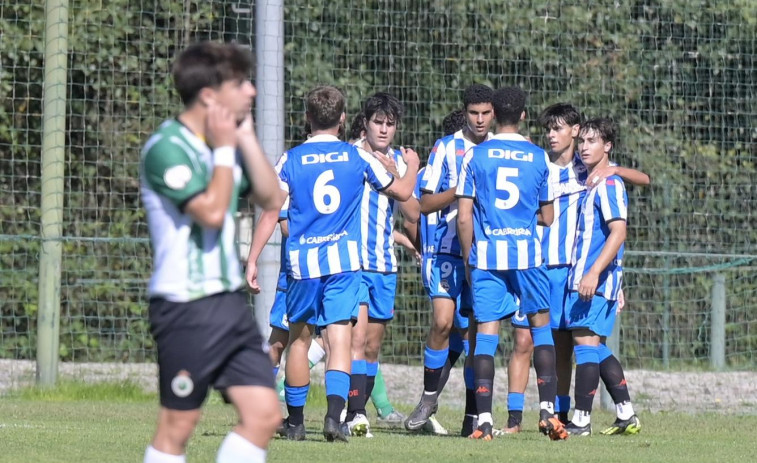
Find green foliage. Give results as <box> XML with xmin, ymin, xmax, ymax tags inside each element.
<box><xmin>0</xmin><ymin>0</ymin><xmax>754</xmax><ymax>366</ymax></box>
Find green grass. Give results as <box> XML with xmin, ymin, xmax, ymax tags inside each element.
<box><xmin>1</xmin><ymin>382</ymin><xmax>755</xmax><ymax>463</ymax></box>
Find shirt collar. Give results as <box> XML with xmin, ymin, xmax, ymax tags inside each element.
<box><xmin>304</xmin><ymin>134</ymin><xmax>341</xmax><ymax>144</ymax></box>
<box><xmin>491</xmin><ymin>133</ymin><xmax>528</xmax><ymax>142</ymax></box>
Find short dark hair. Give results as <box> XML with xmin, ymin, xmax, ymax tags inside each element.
<box><xmin>462</xmin><ymin>84</ymin><xmax>494</xmax><ymax>109</ymax></box>
<box><xmin>306</xmin><ymin>85</ymin><xmax>346</xmax><ymax>131</ymax></box>
<box><xmin>172</xmin><ymin>42</ymin><xmax>251</xmax><ymax>106</ymax></box>
<box><xmin>492</xmin><ymin>86</ymin><xmax>527</xmax><ymax>126</ymax></box>
<box><xmin>538</xmin><ymin>103</ymin><xmax>582</xmax><ymax>130</ymax></box>
<box><xmin>348</xmin><ymin>111</ymin><xmax>365</xmax><ymax>142</ymax></box>
<box><xmin>362</xmin><ymin>92</ymin><xmax>404</xmax><ymax>126</ymax></box>
<box><xmin>442</xmin><ymin>109</ymin><xmax>465</xmax><ymax>136</ymax></box>
<box><xmin>579</xmin><ymin>118</ymin><xmax>619</xmax><ymax>154</ymax></box>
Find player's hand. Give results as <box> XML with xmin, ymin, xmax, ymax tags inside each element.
<box><xmin>400</xmin><ymin>146</ymin><xmax>420</xmax><ymax>169</ymax></box>
<box><xmin>374</xmin><ymin>151</ymin><xmax>400</xmax><ymax>177</ymax></box>
<box><xmin>617</xmin><ymin>288</ymin><xmax>625</xmax><ymax>313</ymax></box>
<box><xmin>245</xmin><ymin>262</ymin><xmax>261</xmax><ymax>294</ymax></box>
<box><xmin>587</xmin><ymin>165</ymin><xmax>617</xmax><ymax>189</ymax></box>
<box><xmin>236</xmin><ymin>112</ymin><xmax>256</xmax><ymax>138</ymax></box>
<box><xmin>578</xmin><ymin>271</ymin><xmax>599</xmax><ymax>301</ymax></box>
<box><xmin>206</xmin><ymin>102</ymin><xmax>237</xmax><ymax>148</ymax></box>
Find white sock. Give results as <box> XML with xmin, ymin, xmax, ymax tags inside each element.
<box><xmin>477</xmin><ymin>412</ymin><xmax>493</xmax><ymax>426</ymax></box>
<box><xmin>616</xmin><ymin>401</ymin><xmax>635</xmax><ymax>420</ymax></box>
<box><xmin>572</xmin><ymin>409</ymin><xmax>591</xmax><ymax>427</ymax></box>
<box><xmin>144</xmin><ymin>446</ymin><xmax>186</xmax><ymax>463</ymax></box>
<box><xmin>216</xmin><ymin>432</ymin><xmax>266</xmax><ymax>463</ymax></box>
<box><xmin>540</xmin><ymin>401</ymin><xmax>555</xmax><ymax>415</ymax></box>
<box><xmin>307</xmin><ymin>341</ymin><xmax>326</xmax><ymax>367</ymax></box>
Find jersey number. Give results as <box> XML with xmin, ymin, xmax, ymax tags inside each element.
<box><xmin>495</xmin><ymin>167</ymin><xmax>520</xmax><ymax>210</ymax></box>
<box><xmin>314</xmin><ymin>170</ymin><xmax>340</xmax><ymax>214</ymax></box>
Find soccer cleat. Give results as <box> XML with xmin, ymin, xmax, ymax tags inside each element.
<box><xmin>345</xmin><ymin>413</ymin><xmax>371</xmax><ymax>437</ymax></box>
<box><xmin>404</xmin><ymin>399</ymin><xmax>437</xmax><ymax>431</ymax></box>
<box><xmin>460</xmin><ymin>415</ymin><xmax>478</xmax><ymax>437</ymax></box>
<box><xmin>422</xmin><ymin>415</ymin><xmax>449</xmax><ymax>435</ymax></box>
<box><xmin>468</xmin><ymin>422</ymin><xmax>494</xmax><ymax>441</ymax></box>
<box><xmin>323</xmin><ymin>416</ymin><xmax>349</xmax><ymax>442</ymax></box>
<box><xmin>600</xmin><ymin>415</ymin><xmax>641</xmax><ymax>435</ymax></box>
<box><xmin>539</xmin><ymin>416</ymin><xmax>569</xmax><ymax>440</ymax></box>
<box><xmin>376</xmin><ymin>409</ymin><xmax>406</xmax><ymax>427</ymax></box>
<box><xmin>564</xmin><ymin>421</ymin><xmax>592</xmax><ymax>436</ymax></box>
<box><xmin>283</xmin><ymin>422</ymin><xmax>306</xmax><ymax>441</ymax></box>
<box><xmin>276</xmin><ymin>417</ymin><xmax>288</xmax><ymax>438</ymax></box>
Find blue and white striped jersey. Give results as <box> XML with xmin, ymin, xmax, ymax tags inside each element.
<box><xmin>537</xmin><ymin>159</ymin><xmax>588</xmax><ymax>267</ymax></box>
<box><xmin>357</xmin><ymin>143</ymin><xmax>407</xmax><ymax>273</ymax></box>
<box><xmin>456</xmin><ymin>133</ymin><xmax>553</xmax><ymax>270</ymax></box>
<box><xmin>568</xmin><ymin>175</ymin><xmax>627</xmax><ymax>300</ymax></box>
<box><xmin>416</xmin><ymin>167</ymin><xmax>438</xmax><ymax>257</ymax></box>
<box><xmin>277</xmin><ymin>134</ymin><xmax>394</xmax><ymax>279</ymax></box>
<box><xmin>419</xmin><ymin>130</ymin><xmax>490</xmax><ymax>256</ymax></box>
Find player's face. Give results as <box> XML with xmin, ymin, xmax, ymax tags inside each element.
<box><xmin>577</xmin><ymin>129</ymin><xmax>611</xmax><ymax>168</ymax></box>
<box><xmin>545</xmin><ymin>119</ymin><xmax>579</xmax><ymax>156</ymax></box>
<box><xmin>364</xmin><ymin>111</ymin><xmax>397</xmax><ymax>153</ymax></box>
<box><xmin>464</xmin><ymin>102</ymin><xmax>494</xmax><ymax>139</ymax></box>
<box><xmin>213</xmin><ymin>78</ymin><xmax>256</xmax><ymax>123</ymax></box>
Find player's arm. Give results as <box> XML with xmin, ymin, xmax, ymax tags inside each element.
<box><xmin>393</xmin><ymin>229</ymin><xmax>420</xmax><ymax>261</ymax></box>
<box><xmin>236</xmin><ymin>113</ymin><xmax>285</xmax><ymax>212</ymax></box>
<box><xmin>420</xmin><ymin>188</ymin><xmax>457</xmax><ymax>214</ymax></box>
<box><xmin>279</xmin><ymin>217</ymin><xmax>289</xmax><ymax>237</ymax></box>
<box><xmin>419</xmin><ymin>140</ymin><xmax>457</xmax><ymax>214</ymax></box>
<box><xmin>184</xmin><ymin>103</ymin><xmax>238</xmax><ymax>229</ymax></box>
<box><xmin>379</xmin><ymin>147</ymin><xmax>420</xmax><ymax>201</ymax></box>
<box><xmin>589</xmin><ymin>165</ymin><xmax>651</xmax><ymax>187</ymax></box>
<box><xmin>245</xmin><ymin>207</ymin><xmax>281</xmax><ymax>293</ymax></box>
<box><xmin>577</xmin><ymin>219</ymin><xmax>626</xmax><ymax>301</ymax></box>
<box><xmin>537</xmin><ymin>201</ymin><xmax>554</xmax><ymax>227</ymax></box>
<box><xmin>457</xmin><ymin>197</ymin><xmax>474</xmax><ymax>264</ymax></box>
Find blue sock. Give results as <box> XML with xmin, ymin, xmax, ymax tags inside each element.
<box><xmin>325</xmin><ymin>370</ymin><xmax>350</xmax><ymax>400</ymax></box>
<box><xmin>284</xmin><ymin>382</ymin><xmax>309</xmax><ymax>407</ymax></box>
<box><xmin>351</xmin><ymin>359</ymin><xmax>367</xmax><ymax>376</ymax></box>
<box><xmin>598</xmin><ymin>343</ymin><xmax>614</xmax><ymax>363</ymax></box>
<box><xmin>508</xmin><ymin>392</ymin><xmax>525</xmax><ymax>412</ymax></box>
<box><xmin>474</xmin><ymin>333</ymin><xmax>499</xmax><ymax>357</ymax></box>
<box><xmin>462</xmin><ymin>339</ymin><xmax>470</xmax><ymax>357</ymax></box>
<box><xmin>464</xmin><ymin>366</ymin><xmax>475</xmax><ymax>390</ymax></box>
<box><xmin>366</xmin><ymin>361</ymin><xmax>379</xmax><ymax>377</ymax></box>
<box><xmin>424</xmin><ymin>345</ymin><xmax>448</xmax><ymax>369</ymax></box>
<box><xmin>556</xmin><ymin>395</ymin><xmax>571</xmax><ymax>414</ymax></box>
<box><xmin>530</xmin><ymin>324</ymin><xmax>554</xmax><ymax>347</ymax></box>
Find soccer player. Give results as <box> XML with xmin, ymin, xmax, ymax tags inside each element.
<box><xmin>500</xmin><ymin>103</ymin><xmax>650</xmax><ymax>434</ymax></box>
<box><xmin>140</xmin><ymin>42</ymin><xmax>283</xmax><ymax>463</ymax></box>
<box><xmin>405</xmin><ymin>85</ymin><xmax>494</xmax><ymax>435</ymax></box>
<box><xmin>276</xmin><ymin>85</ymin><xmax>419</xmax><ymax>442</ymax></box>
<box><xmin>456</xmin><ymin>86</ymin><xmax>568</xmax><ymax>441</ymax></box>
<box><xmin>344</xmin><ymin>92</ymin><xmax>420</xmax><ymax>437</ymax></box>
<box><xmin>563</xmin><ymin>118</ymin><xmax>640</xmax><ymax>436</ymax></box>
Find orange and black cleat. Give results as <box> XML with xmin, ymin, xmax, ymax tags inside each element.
<box><xmin>468</xmin><ymin>422</ymin><xmax>494</xmax><ymax>441</ymax></box>
<box><xmin>539</xmin><ymin>417</ymin><xmax>569</xmax><ymax>441</ymax></box>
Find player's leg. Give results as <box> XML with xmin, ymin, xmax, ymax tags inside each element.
<box><xmin>371</xmin><ymin>366</ymin><xmax>405</xmax><ymax>426</ymax></box>
<box><xmin>501</xmin><ymin>318</ymin><xmax>532</xmax><ymax>435</ymax></box>
<box><xmin>548</xmin><ymin>266</ymin><xmax>574</xmax><ymax>423</ymax></box>
<box><xmin>461</xmin><ymin>313</ymin><xmax>477</xmax><ymax>436</ymax></box>
<box><xmin>319</xmin><ymin>271</ymin><xmax>361</xmax><ymax>442</ymax></box>
<box><xmin>345</xmin><ymin>301</ymin><xmax>368</xmax><ymax>430</ymax></box>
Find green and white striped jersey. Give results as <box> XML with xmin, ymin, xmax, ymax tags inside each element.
<box><xmin>140</xmin><ymin>119</ymin><xmax>250</xmax><ymax>302</ymax></box>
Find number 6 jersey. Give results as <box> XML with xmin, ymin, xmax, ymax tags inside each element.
<box><xmin>276</xmin><ymin>134</ymin><xmax>394</xmax><ymax>279</ymax></box>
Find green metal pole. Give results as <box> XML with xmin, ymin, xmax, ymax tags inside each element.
<box><xmin>37</xmin><ymin>0</ymin><xmax>69</xmax><ymax>386</ymax></box>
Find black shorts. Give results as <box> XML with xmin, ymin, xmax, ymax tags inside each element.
<box><xmin>149</xmin><ymin>291</ymin><xmax>274</xmax><ymax>410</ymax></box>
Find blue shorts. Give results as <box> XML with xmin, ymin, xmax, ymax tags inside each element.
<box><xmin>428</xmin><ymin>254</ymin><xmax>466</xmax><ymax>301</ymax></box>
<box><xmin>356</xmin><ymin>271</ymin><xmax>397</xmax><ymax>321</ymax></box>
<box><xmin>286</xmin><ymin>271</ymin><xmax>361</xmax><ymax>328</ymax></box>
<box><xmin>546</xmin><ymin>265</ymin><xmax>571</xmax><ymax>330</ymax></box>
<box><xmin>454</xmin><ymin>283</ymin><xmax>471</xmax><ymax>329</ymax></box>
<box><xmin>564</xmin><ymin>291</ymin><xmax>618</xmax><ymax>337</ymax></box>
<box><xmin>269</xmin><ymin>289</ymin><xmax>290</xmax><ymax>331</ymax></box>
<box><xmin>471</xmin><ymin>267</ymin><xmax>549</xmax><ymax>324</ymax></box>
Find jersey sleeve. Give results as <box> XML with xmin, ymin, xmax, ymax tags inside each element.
<box><xmin>142</xmin><ymin>137</ymin><xmax>207</xmax><ymax>210</ymax></box>
<box><xmin>455</xmin><ymin>149</ymin><xmax>476</xmax><ymax>199</ymax></box>
<box><xmin>358</xmin><ymin>146</ymin><xmax>394</xmax><ymax>191</ymax></box>
<box><xmin>420</xmin><ymin>139</ymin><xmax>447</xmax><ymax>194</ymax></box>
<box><xmin>597</xmin><ymin>176</ymin><xmax>628</xmax><ymax>223</ymax></box>
<box><xmin>275</xmin><ymin>151</ymin><xmax>290</xmax><ymax>195</ymax></box>
<box><xmin>539</xmin><ymin>151</ymin><xmax>555</xmax><ymax>203</ymax></box>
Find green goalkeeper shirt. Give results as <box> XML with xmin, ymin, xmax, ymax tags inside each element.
<box><xmin>140</xmin><ymin>119</ymin><xmax>250</xmax><ymax>302</ymax></box>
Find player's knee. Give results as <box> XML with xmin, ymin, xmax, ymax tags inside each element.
<box><xmin>431</xmin><ymin>317</ymin><xmax>453</xmax><ymax>339</ymax></box>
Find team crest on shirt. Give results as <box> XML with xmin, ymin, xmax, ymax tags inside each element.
<box><xmin>513</xmin><ymin>310</ymin><xmax>527</xmax><ymax>322</ymax></box>
<box><xmin>171</xmin><ymin>370</ymin><xmax>194</xmax><ymax>398</ymax></box>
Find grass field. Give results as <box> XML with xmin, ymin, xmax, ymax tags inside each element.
<box><xmin>1</xmin><ymin>382</ymin><xmax>755</xmax><ymax>463</ymax></box>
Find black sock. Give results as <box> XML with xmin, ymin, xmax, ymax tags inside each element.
<box><xmin>287</xmin><ymin>405</ymin><xmax>304</xmax><ymax>426</ymax></box>
<box><xmin>507</xmin><ymin>410</ymin><xmax>523</xmax><ymax>428</ymax></box>
<box><xmin>365</xmin><ymin>375</ymin><xmax>376</xmax><ymax>401</ymax></box>
<box><xmin>423</xmin><ymin>366</ymin><xmax>444</xmax><ymax>399</ymax></box>
<box><xmin>464</xmin><ymin>387</ymin><xmax>477</xmax><ymax>416</ymax></box>
<box><xmin>326</xmin><ymin>395</ymin><xmax>345</xmax><ymax>422</ymax></box>
<box><xmin>532</xmin><ymin>344</ymin><xmax>557</xmax><ymax>407</ymax></box>
<box><xmin>473</xmin><ymin>354</ymin><xmax>495</xmax><ymax>416</ymax></box>
<box><xmin>346</xmin><ymin>373</ymin><xmax>367</xmax><ymax>420</ymax></box>
<box><xmin>600</xmin><ymin>355</ymin><xmax>631</xmax><ymax>404</ymax></box>
<box><xmin>574</xmin><ymin>362</ymin><xmax>600</xmax><ymax>412</ymax></box>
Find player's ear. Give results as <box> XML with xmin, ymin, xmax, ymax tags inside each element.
<box><xmin>570</xmin><ymin>124</ymin><xmax>580</xmax><ymax>137</ymax></box>
<box><xmin>520</xmin><ymin>110</ymin><xmax>526</xmax><ymax>121</ymax></box>
<box><xmin>604</xmin><ymin>140</ymin><xmax>613</xmax><ymax>155</ymax></box>
<box><xmin>339</xmin><ymin>111</ymin><xmax>346</xmax><ymax>125</ymax></box>
<box><xmin>197</xmin><ymin>87</ymin><xmax>216</xmax><ymax>107</ymax></box>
